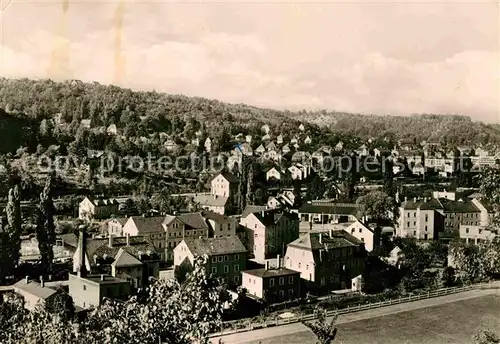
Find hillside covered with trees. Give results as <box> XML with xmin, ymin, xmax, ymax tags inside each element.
<box><xmin>0</xmin><ymin>78</ymin><xmax>498</xmax><ymax>152</ymax></box>
<box><xmin>289</xmin><ymin>111</ymin><xmax>500</xmax><ymax>146</ymax></box>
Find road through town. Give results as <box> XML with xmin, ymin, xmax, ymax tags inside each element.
<box><xmin>211</xmin><ymin>287</ymin><xmax>500</xmax><ymax>344</ymax></box>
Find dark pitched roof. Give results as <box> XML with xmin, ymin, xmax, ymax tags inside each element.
<box><xmin>210</xmin><ymin>172</ymin><xmax>239</xmax><ymax>184</ymax></box>
<box><xmin>14</xmin><ymin>279</ymin><xmax>58</xmax><ymax>299</ymax></box>
<box><xmin>439</xmin><ymin>199</ymin><xmax>481</xmax><ymax>213</ymax></box>
<box><xmin>401</xmin><ymin>198</ymin><xmax>444</xmax><ymax>210</ymax></box>
<box><xmin>202</xmin><ymin>210</ymin><xmax>233</xmax><ymax>224</ymax></box>
<box><xmin>184</xmin><ymin>236</ymin><xmax>247</xmax><ymax>256</ymax></box>
<box><xmin>288</xmin><ymin>230</ymin><xmax>363</xmax><ymax>251</ymax></box>
<box><xmin>111</xmin><ymin>248</ymin><xmax>143</xmax><ymax>268</ymax></box>
<box><xmin>87</xmin><ymin>197</ymin><xmax>119</xmax><ymax>206</ymax></box>
<box><xmin>418</xmin><ymin>198</ymin><xmax>444</xmax><ymax>210</ymax></box>
<box><xmin>128</xmin><ymin>216</ymin><xmax>165</xmax><ymax>233</ymax></box>
<box><xmin>109</xmin><ymin>217</ymin><xmax>129</xmax><ymax>226</ymax></box>
<box><xmin>253</xmin><ymin>209</ymin><xmax>286</xmax><ymax>227</ymax></box>
<box><xmin>242</xmin><ymin>267</ymin><xmax>299</xmax><ymax>278</ymax></box>
<box><xmin>192</xmin><ymin>194</ymin><xmax>229</xmax><ymax>207</ymax></box>
<box><xmin>298</xmin><ymin>203</ymin><xmax>358</xmax><ymax>216</ymax></box>
<box><xmin>62</xmin><ymin>234</ymin><xmax>157</xmax><ymax>266</ymax></box>
<box><xmin>401</xmin><ymin>201</ymin><xmax>419</xmax><ymax>210</ymax></box>
<box><xmin>241</xmin><ymin>205</ymin><xmax>268</xmax><ymax>218</ymax></box>
<box><xmin>177</xmin><ymin>212</ymin><xmax>209</xmax><ymax>230</ymax></box>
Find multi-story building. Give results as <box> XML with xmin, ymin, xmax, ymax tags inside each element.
<box><xmin>284</xmin><ymin>230</ymin><xmax>366</xmax><ymax>293</ymax></box>
<box><xmin>211</xmin><ymin>172</ymin><xmax>239</xmax><ymax>198</ymax></box>
<box><xmin>121</xmin><ymin>216</ymin><xmax>168</xmax><ymax>258</ymax></box>
<box><xmin>69</xmin><ymin>273</ymin><xmax>132</xmax><ymax>309</ymax></box>
<box><xmin>345</xmin><ymin>220</ymin><xmax>381</xmax><ymax>252</ymax></box>
<box><xmin>13</xmin><ymin>277</ymin><xmax>59</xmax><ymax>311</ymax></box>
<box><xmin>239</xmin><ymin>208</ymin><xmax>299</xmax><ymax>263</ymax></box>
<box><xmin>79</xmin><ymin>197</ymin><xmax>119</xmax><ymax>220</ymax></box>
<box><xmin>297</xmin><ymin>202</ymin><xmax>358</xmax><ymax>231</ymax></box>
<box><xmin>202</xmin><ymin>210</ymin><xmax>237</xmax><ymax>238</ymax></box>
<box><xmin>174</xmin><ymin>236</ymin><xmax>247</xmax><ymax>286</ymax></box>
<box><xmin>107</xmin><ymin>217</ymin><xmax>128</xmax><ymax>237</ymax></box>
<box><xmin>68</xmin><ymin>231</ymin><xmax>139</xmax><ymax>309</ymax></box>
<box><xmin>122</xmin><ymin>213</ymin><xmax>209</xmax><ymax>262</ymax></box>
<box><xmin>440</xmin><ymin>198</ymin><xmax>483</xmax><ymax>233</ymax></box>
<box><xmin>396</xmin><ymin>198</ymin><xmax>445</xmax><ymax>240</ymax></box>
<box><xmin>64</xmin><ymin>231</ymin><xmax>160</xmax><ymax>289</ymax></box>
<box><xmin>241</xmin><ymin>263</ymin><xmax>301</xmax><ymax>304</ymax></box>
<box><xmin>191</xmin><ymin>193</ymin><xmax>228</xmax><ymax>215</ymax></box>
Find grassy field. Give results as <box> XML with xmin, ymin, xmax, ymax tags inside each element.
<box><xmin>249</xmin><ymin>295</ymin><xmax>500</xmax><ymax>344</ymax></box>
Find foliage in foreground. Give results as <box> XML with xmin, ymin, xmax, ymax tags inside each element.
<box><xmin>302</xmin><ymin>306</ymin><xmax>338</xmax><ymax>344</ymax></box>
<box><xmin>473</xmin><ymin>329</ymin><xmax>500</xmax><ymax>344</ymax></box>
<box><xmin>0</xmin><ymin>255</ymin><xmax>229</xmax><ymax>344</ymax></box>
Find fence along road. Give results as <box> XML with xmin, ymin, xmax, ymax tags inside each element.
<box><xmin>210</xmin><ymin>282</ymin><xmax>500</xmax><ymax>344</ymax></box>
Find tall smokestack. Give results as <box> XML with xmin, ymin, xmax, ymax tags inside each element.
<box><xmin>108</xmin><ymin>235</ymin><xmax>113</xmax><ymax>248</ymax></box>
<box><xmin>265</xmin><ymin>261</ymin><xmax>269</xmax><ymax>270</ymax></box>
<box><xmin>319</xmin><ymin>233</ymin><xmax>322</xmax><ymax>244</ymax></box>
<box><xmin>77</xmin><ymin>229</ymin><xmax>87</xmax><ymax>278</ymax></box>
<box><xmin>40</xmin><ymin>276</ymin><xmax>44</xmax><ymax>288</ymax></box>
<box><xmin>277</xmin><ymin>255</ymin><xmax>280</xmax><ymax>268</ymax></box>
<box><xmin>126</xmin><ymin>233</ymin><xmax>130</xmax><ymax>246</ymax></box>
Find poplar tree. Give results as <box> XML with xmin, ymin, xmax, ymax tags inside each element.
<box><xmin>36</xmin><ymin>173</ymin><xmax>56</xmax><ymax>269</ymax></box>
<box><xmin>0</xmin><ymin>185</ymin><xmax>22</xmax><ymax>280</ymax></box>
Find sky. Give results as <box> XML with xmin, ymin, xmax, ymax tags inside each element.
<box><xmin>0</xmin><ymin>0</ymin><xmax>499</xmax><ymax>123</ymax></box>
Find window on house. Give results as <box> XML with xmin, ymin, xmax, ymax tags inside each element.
<box><xmin>279</xmin><ymin>290</ymin><xmax>285</xmax><ymax>299</ymax></box>
<box><xmin>288</xmin><ymin>276</ymin><xmax>294</xmax><ymax>284</ymax></box>
<box><xmin>306</xmin><ymin>264</ymin><xmax>309</xmax><ymax>270</ymax></box>
<box><xmin>269</xmin><ymin>278</ymin><xmax>275</xmax><ymax>286</ymax></box>
<box><xmin>425</xmin><ymin>215</ymin><xmax>428</xmax><ymax>222</ymax></box>
<box><xmin>234</xmin><ymin>265</ymin><xmax>239</xmax><ymax>272</ymax></box>
<box><xmin>413</xmin><ymin>231</ymin><xmax>416</xmax><ymax>236</ymax></box>
<box><xmin>279</xmin><ymin>277</ymin><xmax>284</xmax><ymax>285</ymax></box>
<box><xmin>407</xmin><ymin>222</ymin><xmax>410</xmax><ymax>227</ymax></box>
<box><xmin>288</xmin><ymin>289</ymin><xmax>294</xmax><ymax>297</ymax></box>
<box><xmin>224</xmin><ymin>266</ymin><xmax>229</xmax><ymax>273</ymax></box>
<box><xmin>466</xmin><ymin>228</ymin><xmax>469</xmax><ymax>233</ymax></box>
<box><xmin>234</xmin><ymin>276</ymin><xmax>240</xmax><ymax>284</ymax></box>
<box><xmin>218</xmin><ymin>256</ymin><xmax>223</xmax><ymax>262</ymax></box>
<box><xmin>298</xmin><ymin>262</ymin><xmax>301</xmax><ymax>268</ymax></box>
<box><xmin>425</xmin><ymin>226</ymin><xmax>428</xmax><ymax>231</ymax></box>
<box><xmin>224</xmin><ymin>255</ymin><xmax>229</xmax><ymax>262</ymax></box>
<box><xmin>212</xmin><ymin>267</ymin><xmax>217</xmax><ymax>274</ymax></box>
<box><xmin>83</xmin><ymin>285</ymin><xmax>86</xmax><ymax>291</ymax></box>
<box><xmin>234</xmin><ymin>254</ymin><xmax>239</xmax><ymax>261</ymax></box>
<box><xmin>413</xmin><ymin>221</ymin><xmax>416</xmax><ymax>226</ymax></box>
<box><xmin>321</xmin><ymin>277</ymin><xmax>326</xmax><ymax>286</ymax></box>
<box><xmin>351</xmin><ymin>229</ymin><xmax>355</xmax><ymax>234</ymax></box>
<box><xmin>359</xmin><ymin>228</ymin><xmax>362</xmax><ymax>233</ymax></box>
<box><xmin>212</xmin><ymin>257</ymin><xmax>217</xmax><ymax>263</ymax></box>
<box><xmin>360</xmin><ymin>238</ymin><xmax>364</xmax><ymax>243</ymax></box>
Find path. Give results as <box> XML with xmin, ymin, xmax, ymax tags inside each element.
<box><xmin>211</xmin><ymin>287</ymin><xmax>500</xmax><ymax>344</ymax></box>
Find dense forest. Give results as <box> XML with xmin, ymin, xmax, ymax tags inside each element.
<box><xmin>288</xmin><ymin>111</ymin><xmax>500</xmax><ymax>146</ymax></box>
<box><xmin>0</xmin><ymin>109</ymin><xmax>37</xmax><ymax>153</ymax></box>
<box><xmin>0</xmin><ymin>77</ymin><xmax>498</xmax><ymax>154</ymax></box>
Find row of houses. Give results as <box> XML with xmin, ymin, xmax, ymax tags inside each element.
<box><xmin>396</xmin><ymin>191</ymin><xmax>490</xmax><ymax>241</ymax></box>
